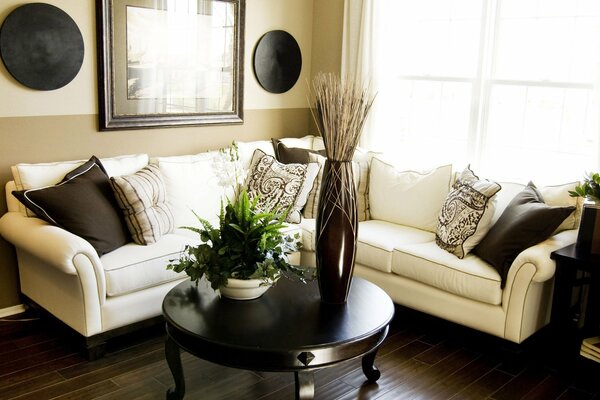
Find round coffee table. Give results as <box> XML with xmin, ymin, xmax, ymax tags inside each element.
<box><xmin>162</xmin><ymin>275</ymin><xmax>395</xmax><ymax>400</ymax></box>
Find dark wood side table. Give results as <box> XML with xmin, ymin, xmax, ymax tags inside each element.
<box><xmin>162</xmin><ymin>275</ymin><xmax>395</xmax><ymax>400</ymax></box>
<box><xmin>551</xmin><ymin>244</ymin><xmax>600</xmax><ymax>357</ymax></box>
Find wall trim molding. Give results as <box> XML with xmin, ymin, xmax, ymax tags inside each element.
<box><xmin>0</xmin><ymin>304</ymin><xmax>27</xmax><ymax>318</ymax></box>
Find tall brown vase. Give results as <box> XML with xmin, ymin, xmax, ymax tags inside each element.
<box><xmin>315</xmin><ymin>160</ymin><xmax>358</xmax><ymax>304</ymax></box>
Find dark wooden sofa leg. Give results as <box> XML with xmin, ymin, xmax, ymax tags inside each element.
<box><xmin>18</xmin><ymin>295</ymin><xmax>166</xmax><ymax>360</ymax></box>
<box><xmin>84</xmin><ymin>336</ymin><xmax>107</xmax><ymax>361</ymax></box>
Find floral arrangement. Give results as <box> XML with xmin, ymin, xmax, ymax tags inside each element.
<box><xmin>569</xmin><ymin>172</ymin><xmax>600</xmax><ymax>203</ymax></box>
<box><xmin>167</xmin><ymin>143</ymin><xmax>306</xmax><ymax>290</ymax></box>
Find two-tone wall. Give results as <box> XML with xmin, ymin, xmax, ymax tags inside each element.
<box><xmin>0</xmin><ymin>0</ymin><xmax>343</xmax><ymax>310</ymax></box>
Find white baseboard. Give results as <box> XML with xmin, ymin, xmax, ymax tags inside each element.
<box><xmin>0</xmin><ymin>304</ymin><xmax>27</xmax><ymax>318</ymax></box>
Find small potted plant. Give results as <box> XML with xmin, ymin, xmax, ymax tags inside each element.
<box><xmin>569</xmin><ymin>172</ymin><xmax>600</xmax><ymax>203</ymax></box>
<box><xmin>167</xmin><ymin>144</ymin><xmax>307</xmax><ymax>300</ymax></box>
<box><xmin>569</xmin><ymin>172</ymin><xmax>600</xmax><ymax>255</ymax></box>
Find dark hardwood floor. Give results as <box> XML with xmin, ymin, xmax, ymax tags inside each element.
<box><xmin>1</xmin><ymin>305</ymin><xmax>598</xmax><ymax>400</ymax></box>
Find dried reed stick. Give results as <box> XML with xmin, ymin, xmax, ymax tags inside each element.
<box><xmin>310</xmin><ymin>72</ymin><xmax>375</xmax><ymax>162</ymax></box>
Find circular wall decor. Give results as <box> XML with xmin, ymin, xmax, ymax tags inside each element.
<box><xmin>0</xmin><ymin>3</ymin><xmax>84</xmax><ymax>91</ymax></box>
<box><xmin>253</xmin><ymin>30</ymin><xmax>301</xmax><ymax>94</ymax></box>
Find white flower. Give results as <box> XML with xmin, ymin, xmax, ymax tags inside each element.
<box><xmin>212</xmin><ymin>143</ymin><xmax>247</xmax><ymax>200</ymax></box>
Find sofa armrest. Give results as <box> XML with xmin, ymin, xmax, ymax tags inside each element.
<box><xmin>507</xmin><ymin>229</ymin><xmax>578</xmax><ymax>285</ymax></box>
<box><xmin>501</xmin><ymin>229</ymin><xmax>577</xmax><ymax>342</ymax></box>
<box><xmin>1</xmin><ymin>211</ymin><xmax>111</xmax><ymax>333</ymax></box>
<box><xmin>0</xmin><ymin>211</ymin><xmax>102</xmax><ymax>274</ymax></box>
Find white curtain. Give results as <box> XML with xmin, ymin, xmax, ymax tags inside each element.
<box><xmin>341</xmin><ymin>0</ymin><xmax>381</xmax><ymax>150</ymax></box>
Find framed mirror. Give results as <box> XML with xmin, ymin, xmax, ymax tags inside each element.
<box><xmin>96</xmin><ymin>0</ymin><xmax>245</xmax><ymax>130</ymax></box>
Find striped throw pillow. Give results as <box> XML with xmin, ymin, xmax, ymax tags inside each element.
<box><xmin>110</xmin><ymin>164</ymin><xmax>174</xmax><ymax>245</ymax></box>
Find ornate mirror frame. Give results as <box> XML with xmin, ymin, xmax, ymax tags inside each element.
<box><xmin>96</xmin><ymin>0</ymin><xmax>245</xmax><ymax>130</ymax></box>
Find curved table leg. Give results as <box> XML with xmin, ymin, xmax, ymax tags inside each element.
<box><xmin>165</xmin><ymin>335</ymin><xmax>185</xmax><ymax>400</ymax></box>
<box><xmin>294</xmin><ymin>371</ymin><xmax>314</xmax><ymax>400</ymax></box>
<box><xmin>362</xmin><ymin>348</ymin><xmax>381</xmax><ymax>382</ymax></box>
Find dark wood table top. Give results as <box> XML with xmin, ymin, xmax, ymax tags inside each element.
<box><xmin>162</xmin><ymin>275</ymin><xmax>394</xmax><ymax>367</ymax></box>
<box><xmin>551</xmin><ymin>243</ymin><xmax>600</xmax><ymax>269</ymax></box>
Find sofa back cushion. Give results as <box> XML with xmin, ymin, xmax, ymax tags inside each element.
<box><xmin>11</xmin><ymin>154</ymin><xmax>149</xmax><ymax>216</ymax></box>
<box><xmin>152</xmin><ymin>151</ymin><xmax>230</xmax><ymax>228</ymax></box>
<box><xmin>235</xmin><ymin>140</ymin><xmax>276</xmax><ymax>171</ymax></box>
<box><xmin>369</xmin><ymin>158</ymin><xmax>452</xmax><ymax>232</ymax></box>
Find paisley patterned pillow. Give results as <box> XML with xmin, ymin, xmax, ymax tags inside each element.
<box><xmin>245</xmin><ymin>149</ymin><xmax>319</xmax><ymax>223</ymax></box>
<box><xmin>436</xmin><ymin>166</ymin><xmax>501</xmax><ymax>258</ymax></box>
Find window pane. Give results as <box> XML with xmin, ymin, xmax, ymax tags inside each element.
<box><xmin>495</xmin><ymin>2</ymin><xmax>600</xmax><ymax>82</ymax></box>
<box><xmin>372</xmin><ymin>80</ymin><xmax>471</xmax><ymax>168</ymax></box>
<box><xmin>388</xmin><ymin>0</ymin><xmax>482</xmax><ymax>78</ymax></box>
<box><xmin>480</xmin><ymin>85</ymin><xmax>597</xmax><ymax>183</ymax></box>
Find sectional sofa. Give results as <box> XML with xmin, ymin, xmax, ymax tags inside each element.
<box><xmin>0</xmin><ymin>135</ymin><xmax>581</xmax><ymax>358</ymax></box>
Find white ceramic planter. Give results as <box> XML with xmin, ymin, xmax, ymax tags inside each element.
<box><xmin>219</xmin><ymin>278</ymin><xmax>272</xmax><ymax>300</ymax></box>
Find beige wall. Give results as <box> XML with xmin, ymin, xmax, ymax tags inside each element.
<box><xmin>311</xmin><ymin>0</ymin><xmax>344</xmax><ymax>77</ymax></box>
<box><xmin>0</xmin><ymin>0</ymin><xmax>344</xmax><ymax>309</ymax></box>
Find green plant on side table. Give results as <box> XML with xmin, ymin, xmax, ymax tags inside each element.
<box><xmin>569</xmin><ymin>172</ymin><xmax>600</xmax><ymax>202</ymax></box>
<box><xmin>569</xmin><ymin>172</ymin><xmax>600</xmax><ymax>255</ymax></box>
<box><xmin>167</xmin><ymin>144</ymin><xmax>308</xmax><ymax>300</ymax></box>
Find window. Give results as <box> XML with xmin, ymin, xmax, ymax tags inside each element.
<box><xmin>369</xmin><ymin>0</ymin><xmax>600</xmax><ymax>183</ymax></box>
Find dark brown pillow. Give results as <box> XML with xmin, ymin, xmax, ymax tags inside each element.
<box><xmin>271</xmin><ymin>138</ymin><xmax>325</xmax><ymax>164</ymax></box>
<box><xmin>473</xmin><ymin>183</ymin><xmax>575</xmax><ymax>286</ymax></box>
<box><xmin>12</xmin><ymin>156</ymin><xmax>130</xmax><ymax>255</ymax></box>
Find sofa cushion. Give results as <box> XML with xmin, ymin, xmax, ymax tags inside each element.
<box><xmin>235</xmin><ymin>140</ymin><xmax>276</xmax><ymax>171</ymax></box>
<box><xmin>369</xmin><ymin>158</ymin><xmax>453</xmax><ymax>232</ymax></box>
<box><xmin>12</xmin><ymin>156</ymin><xmax>130</xmax><ymax>256</ymax></box>
<box><xmin>298</xmin><ymin>218</ymin><xmax>316</xmax><ymax>251</ymax></box>
<box><xmin>473</xmin><ymin>183</ymin><xmax>575</xmax><ymax>285</ymax></box>
<box><xmin>152</xmin><ymin>151</ymin><xmax>229</xmax><ymax>228</ymax></box>
<box><xmin>392</xmin><ymin>241</ymin><xmax>502</xmax><ymax>305</ymax></box>
<box><xmin>11</xmin><ymin>154</ymin><xmax>149</xmax><ymax>216</ymax></box>
<box><xmin>101</xmin><ymin>233</ymin><xmax>194</xmax><ymax>296</ymax></box>
<box><xmin>356</xmin><ymin>220</ymin><xmax>435</xmax><ymax>273</ymax></box>
<box><xmin>302</xmin><ymin>153</ymin><xmax>325</xmax><ymax>219</ymax></box>
<box><xmin>436</xmin><ymin>166</ymin><xmax>501</xmax><ymax>258</ymax></box>
<box><xmin>351</xmin><ymin>148</ymin><xmax>372</xmax><ymax>222</ymax></box>
<box><xmin>110</xmin><ymin>164</ymin><xmax>175</xmax><ymax>245</ymax></box>
<box><xmin>539</xmin><ymin>182</ymin><xmax>581</xmax><ymax>232</ymax></box>
<box><xmin>245</xmin><ymin>149</ymin><xmax>319</xmax><ymax>223</ymax></box>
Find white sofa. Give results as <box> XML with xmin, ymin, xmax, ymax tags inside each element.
<box><xmin>0</xmin><ymin>135</ymin><xmax>581</xmax><ymax>358</ymax></box>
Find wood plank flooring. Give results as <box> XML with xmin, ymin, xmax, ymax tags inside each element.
<box><xmin>1</xmin><ymin>305</ymin><xmax>598</xmax><ymax>400</ymax></box>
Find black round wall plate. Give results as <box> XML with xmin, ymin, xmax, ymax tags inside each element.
<box><xmin>253</xmin><ymin>30</ymin><xmax>302</xmax><ymax>94</ymax></box>
<box><xmin>0</xmin><ymin>3</ymin><xmax>84</xmax><ymax>91</ymax></box>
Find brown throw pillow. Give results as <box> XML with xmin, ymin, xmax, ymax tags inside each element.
<box><xmin>271</xmin><ymin>138</ymin><xmax>325</xmax><ymax>164</ymax></box>
<box><xmin>473</xmin><ymin>183</ymin><xmax>575</xmax><ymax>286</ymax></box>
<box><xmin>12</xmin><ymin>156</ymin><xmax>130</xmax><ymax>255</ymax></box>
